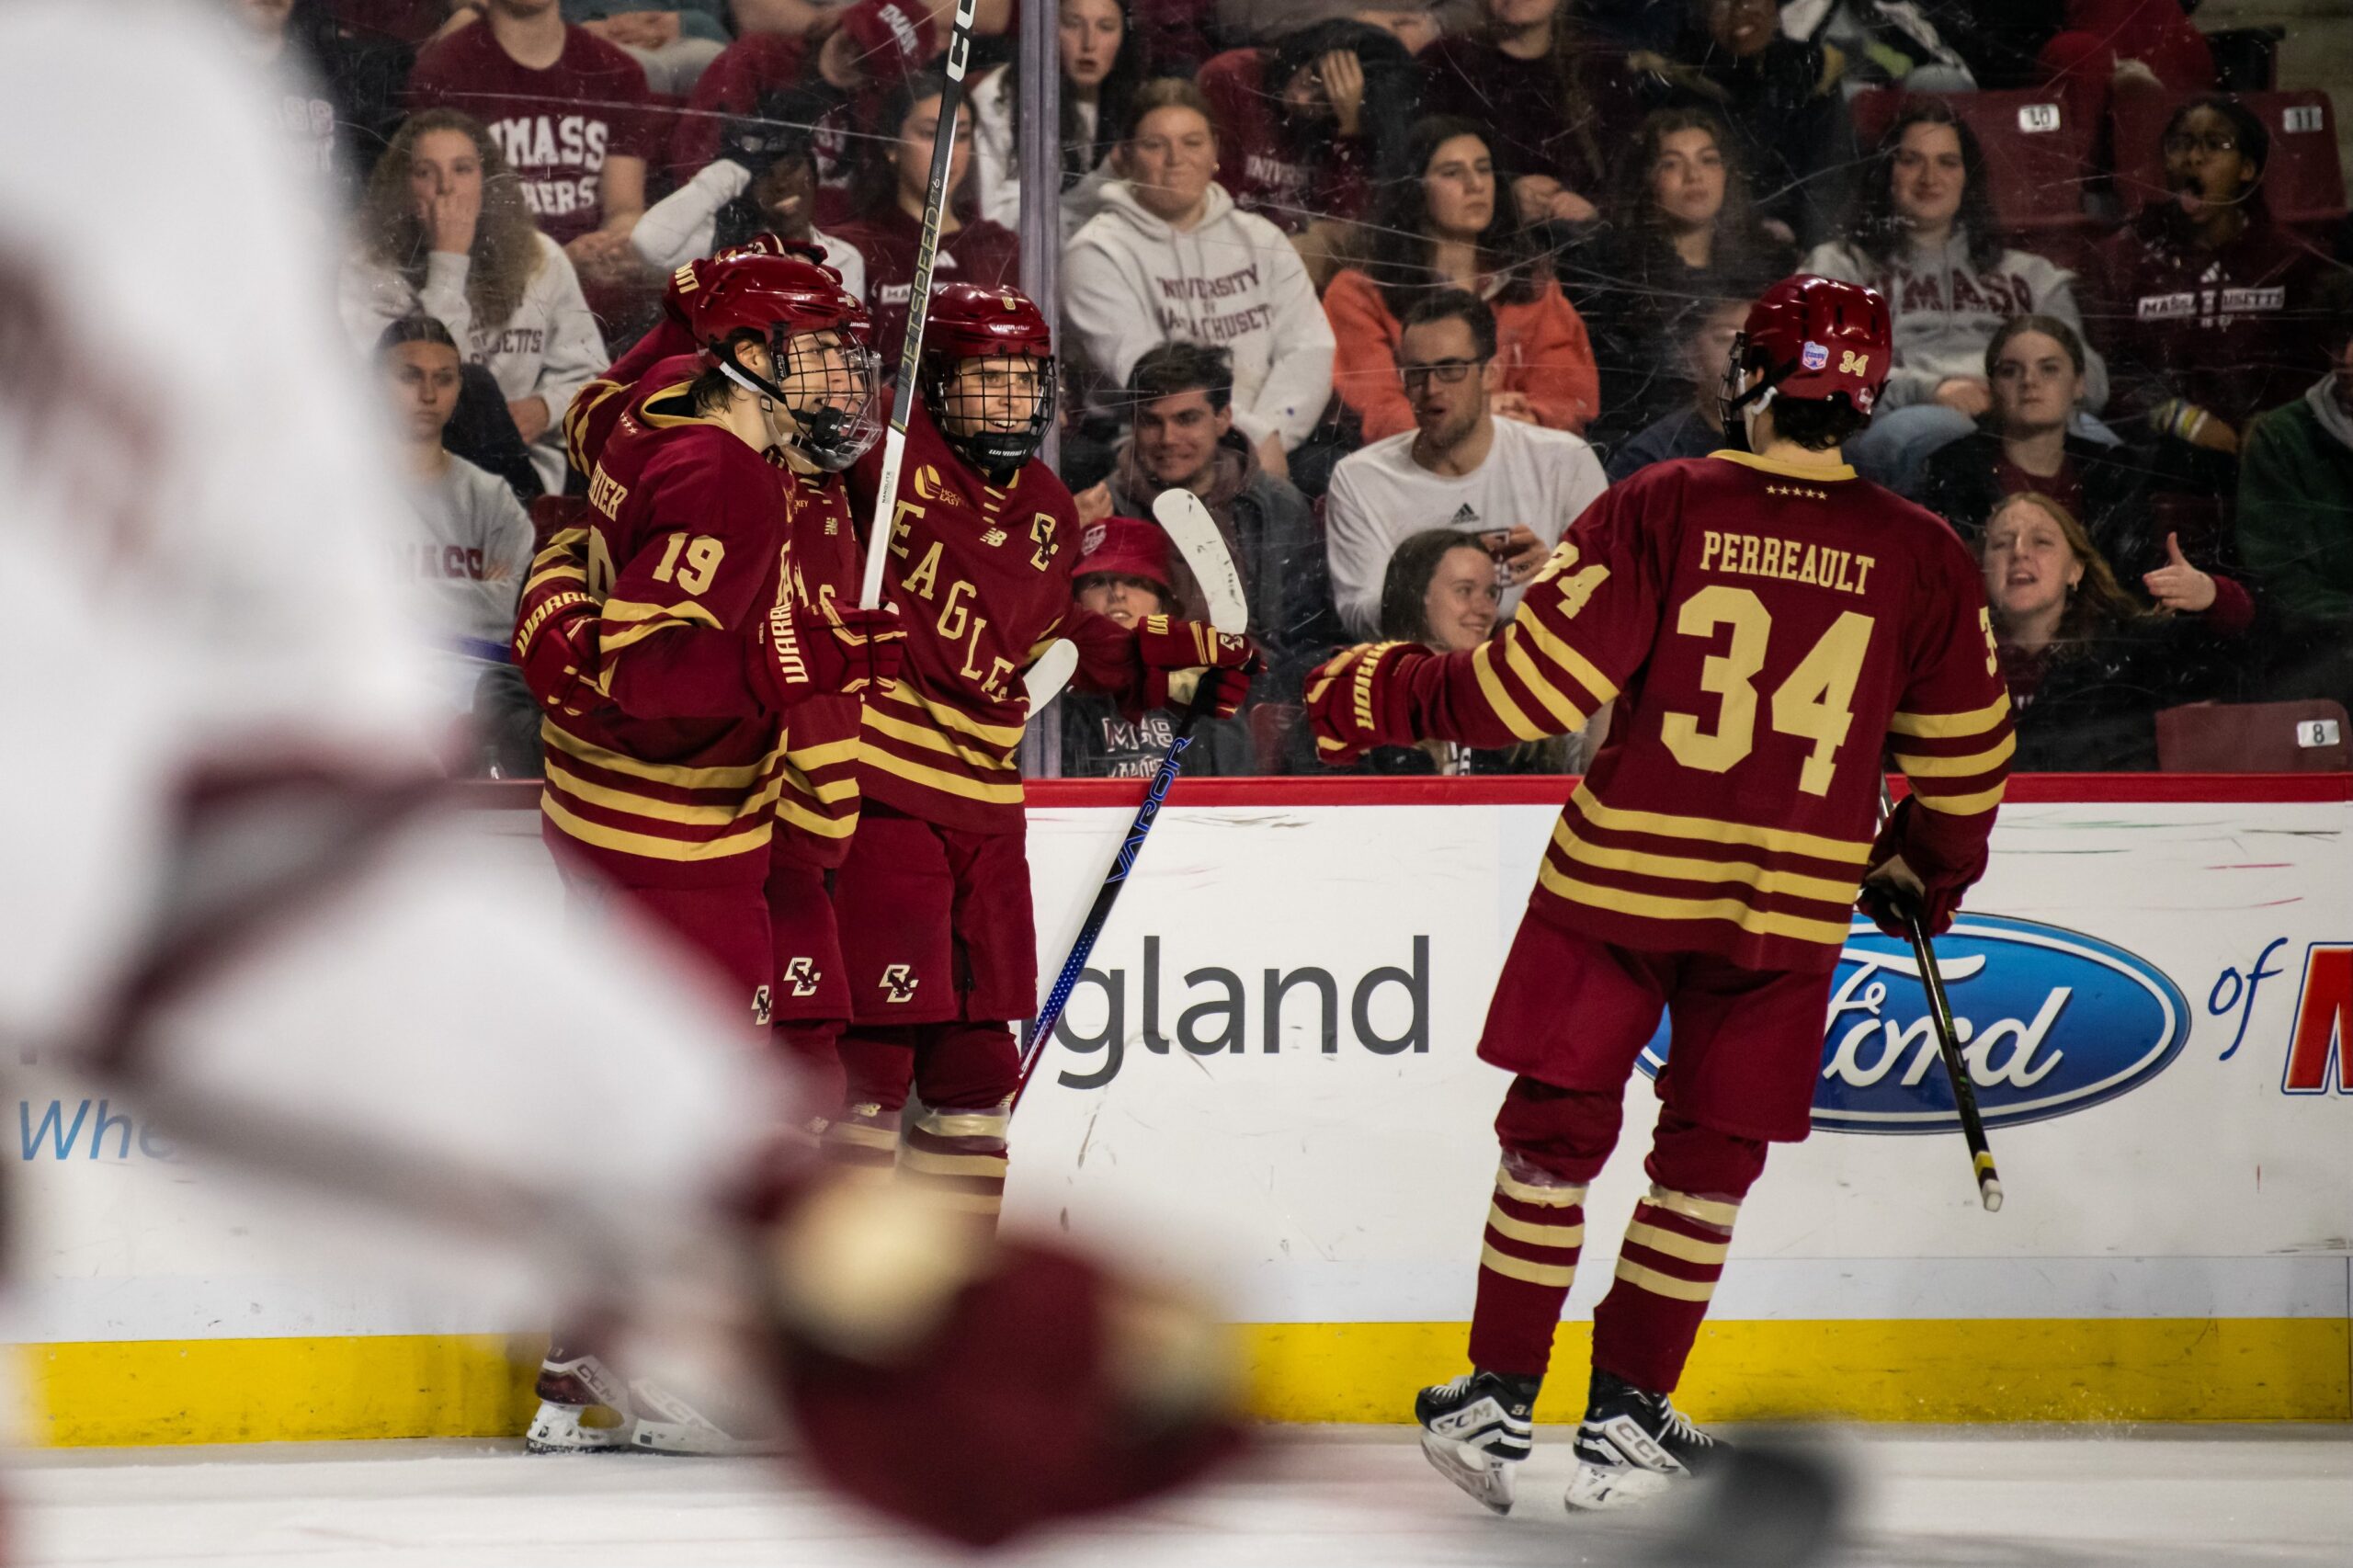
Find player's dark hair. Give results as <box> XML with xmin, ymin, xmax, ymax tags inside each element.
<box><xmin>1005</xmin><ymin>0</ymin><xmax>1142</xmax><ymax>187</ymax></box>
<box><xmin>1984</xmin><ymin>313</ymin><xmax>2087</xmax><ymax>381</ymax></box>
<box><xmin>1124</xmin><ymin>76</ymin><xmax>1213</xmax><ymax>141</ymax></box>
<box><xmin>1379</xmin><ymin>528</ymin><xmax>1492</xmax><ymax>646</ymax></box>
<box><xmin>1127</xmin><ymin>341</ymin><xmax>1233</xmax><ymax>414</ymax></box>
<box><xmin>376</xmin><ymin>314</ymin><xmax>460</xmax><ymax>356</ymax></box>
<box><xmin>1765</xmin><ymin>392</ymin><xmax>1869</xmax><ymax>451</ymax></box>
<box><xmin>1847</xmin><ymin>102</ymin><xmax>2004</xmax><ymax>274</ymax></box>
<box><xmin>2165</xmin><ymin>95</ymin><xmax>2270</xmax><ymax>210</ymax></box>
<box><xmin>1400</xmin><ymin>289</ymin><xmax>1498</xmax><ymax>364</ymax></box>
<box><xmin>688</xmin><ymin>332</ymin><xmax>761</xmax><ymax>415</ymax></box>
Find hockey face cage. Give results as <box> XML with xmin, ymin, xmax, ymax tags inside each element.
<box><xmin>923</xmin><ymin>351</ymin><xmax>1057</xmax><ymax>480</ymax></box>
<box><xmin>719</xmin><ymin>324</ymin><xmax>885</xmax><ymax>472</ymax></box>
<box><xmin>1718</xmin><ymin>274</ymin><xmax>1893</xmax><ymax>440</ymax></box>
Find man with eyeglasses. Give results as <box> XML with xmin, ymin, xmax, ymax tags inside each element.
<box><xmin>1324</xmin><ymin>290</ymin><xmax>1608</xmax><ymax>638</ymax></box>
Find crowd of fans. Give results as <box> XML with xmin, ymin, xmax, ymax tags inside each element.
<box><xmin>281</xmin><ymin>0</ymin><xmax>2353</xmax><ymax>778</ymax></box>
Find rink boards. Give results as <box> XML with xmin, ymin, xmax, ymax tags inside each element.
<box><xmin>10</xmin><ymin>776</ymin><xmax>2351</xmax><ymax>1444</ymax></box>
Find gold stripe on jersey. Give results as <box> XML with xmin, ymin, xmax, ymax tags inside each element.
<box><xmin>1537</xmin><ymin>866</ymin><xmax>1856</xmax><ymax>946</ymax></box>
<box><xmin>788</xmin><ymin>738</ymin><xmax>863</xmax><ymax>770</ymax></box>
<box><xmin>1550</xmin><ymin>822</ymin><xmax>1859</xmax><ymax>903</ymax></box>
<box><xmin>541</xmin><ymin>720</ymin><xmax>766</xmax><ymax>790</ymax></box>
<box><xmin>602</xmin><ymin>597</ymin><xmax>721</xmax><ymax>627</ymax></box>
<box><xmin>563</xmin><ymin>380</ymin><xmax>627</xmax><ymax>471</ymax></box>
<box><xmin>1516</xmin><ymin>614</ymin><xmax>1620</xmax><ymax>706</ymax></box>
<box><xmin>1889</xmin><ymin>694</ymin><xmax>2011</xmax><ymax>738</ymax></box>
<box><xmin>1502</xmin><ymin>636</ymin><xmax>1589</xmax><ymax>733</ymax></box>
<box><xmin>863</xmin><ymin>706</ymin><xmax>1015</xmax><ymax>771</ymax></box>
<box><xmin>542</xmin><ymin>760</ymin><xmax>757</xmax><ymax>826</ymax></box>
<box><xmin>1472</xmin><ymin>642</ymin><xmax>1545</xmax><ymax>742</ymax></box>
<box><xmin>859</xmin><ymin>740</ymin><xmax>1028</xmax><ymax>805</ymax></box>
<box><xmin>1708</xmin><ymin>449</ymin><xmax>1858</xmax><ymax>483</ymax></box>
<box><xmin>1569</xmin><ymin>785</ymin><xmax>1871</xmax><ymax>866</ymax></box>
<box><xmin>1915</xmin><ymin>781</ymin><xmax>2006</xmax><ymax>815</ymax></box>
<box><xmin>1894</xmin><ymin>733</ymin><xmax>2017</xmax><ymax>777</ymax></box>
<box><xmin>779</xmin><ymin>799</ymin><xmax>859</xmax><ymax>838</ymax></box>
<box><xmin>881</xmin><ymin>685</ymin><xmax>1025</xmax><ymax>749</ymax></box>
<box><xmin>540</xmin><ymin>791</ymin><xmax>773</xmax><ymax>861</ymax></box>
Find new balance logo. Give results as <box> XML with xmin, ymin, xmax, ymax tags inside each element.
<box><xmin>879</xmin><ymin>964</ymin><xmax>919</xmax><ymax>1004</ymax></box>
<box><xmin>751</xmin><ymin>984</ymin><xmax>773</xmax><ymax>1027</ymax></box>
<box><xmin>783</xmin><ymin>958</ymin><xmax>821</xmax><ymax>998</ymax></box>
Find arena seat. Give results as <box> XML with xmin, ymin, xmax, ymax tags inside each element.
<box><xmin>2155</xmin><ymin>699</ymin><xmax>2350</xmax><ymax>772</ymax></box>
<box><xmin>2112</xmin><ymin>88</ymin><xmax>2346</xmax><ymax>229</ymax></box>
<box><xmin>1849</xmin><ymin>87</ymin><xmax>2096</xmax><ymax>237</ymax></box>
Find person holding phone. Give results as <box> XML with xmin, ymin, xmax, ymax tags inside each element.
<box><xmin>1324</xmin><ymin>290</ymin><xmax>1608</xmax><ymax>638</ymax></box>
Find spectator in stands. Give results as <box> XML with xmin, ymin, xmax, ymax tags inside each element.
<box><xmin>833</xmin><ymin>72</ymin><xmax>1020</xmax><ymax>367</ymax></box>
<box><xmin>1324</xmin><ymin>290</ymin><xmax>1608</xmax><ymax>637</ymax></box>
<box><xmin>1196</xmin><ymin>17</ymin><xmax>1416</xmax><ymax>249</ymax></box>
<box><xmin>971</xmin><ymin>0</ymin><xmax>1142</xmax><ymax>237</ymax></box>
<box><xmin>1058</xmin><ymin>516</ymin><xmax>1254</xmax><ymax>777</ymax></box>
<box><xmin>1324</xmin><ymin>118</ymin><xmax>1599</xmax><ymax>441</ymax></box>
<box><xmin>2039</xmin><ymin>0</ymin><xmax>2213</xmax><ymax>153</ymax></box>
<box><xmin>1561</xmin><ymin>104</ymin><xmax>1792</xmax><ymax>444</ymax></box>
<box><xmin>1776</xmin><ymin>0</ymin><xmax>1973</xmax><ymax>98</ymax></box>
<box><xmin>2096</xmin><ymin>96</ymin><xmax>2325</xmax><ymax>494</ymax></box>
<box><xmin>1983</xmin><ymin>492</ymin><xmax>2245</xmax><ymax>769</ymax></box>
<box><xmin>631</xmin><ymin>97</ymin><xmax>866</xmax><ymax>295</ymax></box>
<box><xmin>405</xmin><ymin>0</ymin><xmax>658</xmax><ymax>289</ymax></box>
<box><xmin>235</xmin><ymin>0</ymin><xmax>411</xmax><ymax>199</ymax></box>
<box><xmin>1605</xmin><ymin>293</ymin><xmax>1745</xmax><ymax>480</ymax></box>
<box><xmin>1217</xmin><ymin>1</ymin><xmax>1468</xmax><ymax>51</ymax></box>
<box><xmin>377</xmin><ymin>316</ymin><xmax>540</xmax><ymax>776</ymax></box>
<box><xmin>1063</xmin><ymin>81</ymin><xmax>1336</xmax><ymax>482</ymax></box>
<box><xmin>560</xmin><ymin>3</ymin><xmax>730</xmax><ymax>94</ymax></box>
<box><xmin>1075</xmin><ymin>343</ymin><xmax>1329</xmax><ymax>710</ymax></box>
<box><xmin>676</xmin><ymin>0</ymin><xmax>939</xmax><ymax>225</ymax></box>
<box><xmin>1806</xmin><ymin>102</ymin><xmax>2111</xmax><ymax>492</ymax></box>
<box><xmin>342</xmin><ymin>109</ymin><xmax>611</xmax><ymax>493</ymax></box>
<box><xmin>2237</xmin><ymin>272</ymin><xmax>2353</xmax><ymax>709</ymax></box>
<box><xmin>1418</xmin><ymin>0</ymin><xmax>1634</xmax><ymax>226</ymax></box>
<box><xmin>1630</xmin><ymin>0</ymin><xmax>1854</xmax><ymax>248</ymax></box>
<box><xmin>733</xmin><ymin>0</ymin><xmax>1011</xmax><ymax>40</ymax></box>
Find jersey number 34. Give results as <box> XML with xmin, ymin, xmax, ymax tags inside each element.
<box><xmin>1659</xmin><ymin>585</ymin><xmax>1874</xmax><ymax>796</ymax></box>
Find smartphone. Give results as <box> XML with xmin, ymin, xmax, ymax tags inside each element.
<box><xmin>1478</xmin><ymin>529</ymin><xmax>1513</xmax><ymax>587</ymax></box>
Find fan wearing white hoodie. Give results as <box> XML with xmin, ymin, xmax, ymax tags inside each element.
<box><xmin>1063</xmin><ymin>83</ymin><xmax>1336</xmax><ymax>473</ymax></box>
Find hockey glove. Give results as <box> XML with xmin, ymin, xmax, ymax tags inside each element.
<box><xmin>1303</xmin><ymin>642</ymin><xmax>1430</xmax><ymax>766</ymax></box>
<box><xmin>766</xmin><ymin>1177</ymin><xmax>1244</xmax><ymax>1547</ymax></box>
<box><xmin>748</xmin><ymin>599</ymin><xmax>904</xmax><ymax>711</ymax></box>
<box><xmin>1856</xmin><ymin>794</ymin><xmax>1976</xmax><ymax>938</ymax></box>
<box><xmin>1131</xmin><ymin>615</ymin><xmax>1257</xmax><ymax>719</ymax></box>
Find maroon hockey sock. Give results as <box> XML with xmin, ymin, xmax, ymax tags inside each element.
<box><xmin>1466</xmin><ymin>1157</ymin><xmax>1588</xmax><ymax>1375</ymax></box>
<box><xmin>1590</xmin><ymin>1112</ymin><xmax>1766</xmax><ymax>1392</ymax></box>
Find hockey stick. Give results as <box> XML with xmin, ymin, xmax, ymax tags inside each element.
<box><xmin>857</xmin><ymin>0</ymin><xmax>980</xmax><ymax>611</ymax></box>
<box><xmin>1011</xmin><ymin>492</ymin><xmax>1251</xmax><ymax>1105</ymax></box>
<box><xmin>1876</xmin><ymin>779</ymin><xmax>2004</xmax><ymax>1212</ymax></box>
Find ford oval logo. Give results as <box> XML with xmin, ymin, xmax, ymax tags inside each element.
<box><xmin>1636</xmin><ymin>915</ymin><xmax>2189</xmax><ymax>1133</ymax></box>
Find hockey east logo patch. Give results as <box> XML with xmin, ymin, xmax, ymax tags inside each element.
<box><xmin>1637</xmin><ymin>915</ymin><xmax>2189</xmax><ymax>1133</ymax></box>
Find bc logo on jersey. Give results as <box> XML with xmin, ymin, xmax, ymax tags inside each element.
<box><xmin>783</xmin><ymin>958</ymin><xmax>821</xmax><ymax>998</ymax></box>
<box><xmin>1638</xmin><ymin>915</ymin><xmax>2188</xmax><ymax>1132</ymax></box>
<box><xmin>751</xmin><ymin>984</ymin><xmax>773</xmax><ymax>1028</ymax></box>
<box><xmin>880</xmin><ymin>964</ymin><xmax>920</xmax><ymax>1005</ymax></box>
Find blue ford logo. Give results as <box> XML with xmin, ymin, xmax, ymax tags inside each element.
<box><xmin>1636</xmin><ymin>915</ymin><xmax>2189</xmax><ymax>1133</ymax></box>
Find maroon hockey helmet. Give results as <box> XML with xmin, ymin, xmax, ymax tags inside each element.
<box><xmin>1721</xmin><ymin>274</ymin><xmax>1893</xmax><ymax>432</ymax></box>
<box><xmin>919</xmin><ymin>283</ymin><xmax>1058</xmax><ymax>479</ymax></box>
<box><xmin>687</xmin><ymin>254</ymin><xmax>881</xmax><ymax>470</ymax></box>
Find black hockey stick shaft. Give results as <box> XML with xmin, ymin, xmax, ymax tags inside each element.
<box><xmin>1013</xmin><ymin>684</ymin><xmax>1220</xmax><ymax>1108</ymax></box>
<box><xmin>858</xmin><ymin>0</ymin><xmax>979</xmax><ymax>608</ymax></box>
<box><xmin>1878</xmin><ymin>779</ymin><xmax>2004</xmax><ymax>1211</ymax></box>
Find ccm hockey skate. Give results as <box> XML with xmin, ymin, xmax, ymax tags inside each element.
<box><xmin>526</xmin><ymin>1346</ymin><xmax>635</xmax><ymax>1453</ymax></box>
<box><xmin>1563</xmin><ymin>1368</ymin><xmax>1723</xmax><ymax>1511</ymax></box>
<box><xmin>1414</xmin><ymin>1369</ymin><xmax>1540</xmax><ymax>1513</ymax></box>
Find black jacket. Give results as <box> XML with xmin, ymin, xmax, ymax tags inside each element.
<box><xmin>1916</xmin><ymin>429</ymin><xmax>2171</xmax><ymax>577</ymax></box>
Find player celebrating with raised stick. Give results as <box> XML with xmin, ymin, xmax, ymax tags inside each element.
<box><xmin>830</xmin><ymin>282</ymin><xmax>1255</xmax><ymax>1222</ymax></box>
<box><xmin>1307</xmin><ymin>276</ymin><xmax>2014</xmax><ymax>1516</ymax></box>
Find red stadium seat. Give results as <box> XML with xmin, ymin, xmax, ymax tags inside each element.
<box><xmin>2112</xmin><ymin>88</ymin><xmax>2346</xmax><ymax>228</ymax></box>
<box><xmin>2155</xmin><ymin>699</ymin><xmax>2350</xmax><ymax>772</ymax></box>
<box><xmin>1849</xmin><ymin>87</ymin><xmax>2096</xmax><ymax>236</ymax></box>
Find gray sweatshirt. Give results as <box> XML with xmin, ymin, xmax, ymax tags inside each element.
<box><xmin>1802</xmin><ymin>228</ymin><xmax>2109</xmax><ymax>412</ymax></box>
<box><xmin>1063</xmin><ymin>180</ymin><xmax>1336</xmax><ymax>449</ymax></box>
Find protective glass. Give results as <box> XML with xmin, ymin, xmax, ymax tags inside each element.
<box><xmin>769</xmin><ymin>324</ymin><xmax>883</xmax><ymax>472</ymax></box>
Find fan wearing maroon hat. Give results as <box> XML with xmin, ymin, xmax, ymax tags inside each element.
<box><xmin>1311</xmin><ymin>275</ymin><xmax>2011</xmax><ymax>1516</ymax></box>
<box><xmin>511</xmin><ymin>250</ymin><xmax>905</xmax><ymax>1457</ymax></box>
<box><xmin>1059</xmin><ymin>517</ymin><xmax>1250</xmax><ymax>778</ymax></box>
<box><xmin>827</xmin><ymin>283</ymin><xmax>1256</xmax><ymax>1226</ymax></box>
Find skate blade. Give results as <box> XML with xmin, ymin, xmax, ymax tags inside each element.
<box><xmin>1418</xmin><ymin>1431</ymin><xmax>1516</xmax><ymax>1515</ymax></box>
<box><xmin>630</xmin><ymin>1419</ymin><xmax>781</xmax><ymax>1458</ymax></box>
<box><xmin>524</xmin><ymin>1403</ymin><xmax>633</xmax><ymax>1455</ymax></box>
<box><xmin>1563</xmin><ymin>1459</ymin><xmax>1673</xmax><ymax>1513</ymax></box>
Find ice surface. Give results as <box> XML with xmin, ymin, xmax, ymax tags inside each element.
<box><xmin>10</xmin><ymin>1426</ymin><xmax>2348</xmax><ymax>1568</ymax></box>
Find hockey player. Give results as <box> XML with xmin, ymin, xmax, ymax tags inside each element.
<box><xmin>512</xmin><ymin>248</ymin><xmax>904</xmax><ymax>1455</ymax></box>
<box><xmin>1307</xmin><ymin>276</ymin><xmax>2013</xmax><ymax>1515</ymax></box>
<box><xmin>831</xmin><ymin>282</ymin><xmax>1256</xmax><ymax>1221</ymax></box>
<box><xmin>3</xmin><ymin>0</ymin><xmax>1235</xmax><ymax>1545</ymax></box>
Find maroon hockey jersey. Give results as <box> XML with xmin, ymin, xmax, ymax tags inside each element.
<box><xmin>848</xmin><ymin>398</ymin><xmax>1137</xmax><ymax>833</ymax></box>
<box><xmin>830</xmin><ymin>206</ymin><xmax>1021</xmax><ymax>370</ymax></box>
<box><xmin>1355</xmin><ymin>450</ymin><xmax>2012</xmax><ymax>971</ymax></box>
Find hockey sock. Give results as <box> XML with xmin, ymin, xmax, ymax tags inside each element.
<box><xmin>775</xmin><ymin>1019</ymin><xmax>846</xmax><ymax>1129</ymax></box>
<box><xmin>1590</xmin><ymin>1112</ymin><xmax>1767</xmax><ymax>1392</ymax></box>
<box><xmin>822</xmin><ymin>1029</ymin><xmax>915</xmax><ymax>1181</ymax></box>
<box><xmin>900</xmin><ymin>1104</ymin><xmax>1009</xmax><ymax>1227</ymax></box>
<box><xmin>1465</xmin><ymin>1155</ymin><xmax>1588</xmax><ymax>1375</ymax></box>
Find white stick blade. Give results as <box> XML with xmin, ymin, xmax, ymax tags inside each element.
<box><xmin>1151</xmin><ymin>489</ymin><xmax>1250</xmax><ymax>636</ymax></box>
<box><xmin>1023</xmin><ymin>638</ymin><xmax>1079</xmax><ymax>708</ymax></box>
